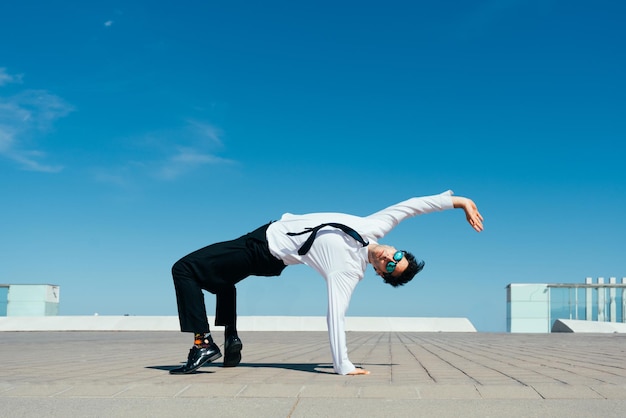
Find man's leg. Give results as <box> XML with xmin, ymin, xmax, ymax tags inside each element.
<box><xmin>169</xmin><ymin>258</ymin><xmax>222</xmax><ymax>374</ymax></box>
<box><xmin>169</xmin><ymin>222</ymin><xmax>285</xmax><ymax>373</ymax></box>
<box><xmin>215</xmin><ymin>284</ymin><xmax>236</xmax><ymax>330</ymax></box>
<box><xmin>216</xmin><ymin>285</ymin><xmax>242</xmax><ymax>367</ymax></box>
<box><xmin>173</xmin><ymin>263</ymin><xmax>210</xmax><ymax>334</ymax></box>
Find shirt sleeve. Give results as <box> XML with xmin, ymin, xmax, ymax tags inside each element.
<box><xmin>363</xmin><ymin>190</ymin><xmax>455</xmax><ymax>240</ymax></box>
<box><xmin>325</xmin><ymin>270</ymin><xmax>360</xmax><ymax>375</ymax></box>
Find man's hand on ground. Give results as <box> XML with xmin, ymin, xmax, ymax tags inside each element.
<box><xmin>347</xmin><ymin>368</ymin><xmax>370</xmax><ymax>375</ymax></box>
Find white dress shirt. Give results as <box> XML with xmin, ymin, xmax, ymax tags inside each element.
<box><xmin>266</xmin><ymin>190</ymin><xmax>454</xmax><ymax>374</ymax></box>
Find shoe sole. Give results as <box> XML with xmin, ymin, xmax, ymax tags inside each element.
<box><xmin>223</xmin><ymin>341</ymin><xmax>243</xmax><ymax>368</ymax></box>
<box><xmin>170</xmin><ymin>351</ymin><xmax>222</xmax><ymax>375</ymax></box>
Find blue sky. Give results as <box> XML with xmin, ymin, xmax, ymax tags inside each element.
<box><xmin>1</xmin><ymin>1</ymin><xmax>624</xmax><ymax>332</ymax></box>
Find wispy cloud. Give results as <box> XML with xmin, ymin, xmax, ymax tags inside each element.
<box><xmin>154</xmin><ymin>121</ymin><xmax>236</xmax><ymax>180</ymax></box>
<box><xmin>157</xmin><ymin>146</ymin><xmax>235</xmax><ymax>180</ymax></box>
<box><xmin>185</xmin><ymin>119</ymin><xmax>223</xmax><ymax>146</ymax></box>
<box><xmin>5</xmin><ymin>150</ymin><xmax>63</xmax><ymax>173</ymax></box>
<box><xmin>0</xmin><ymin>69</ymin><xmax>73</xmax><ymax>172</ymax></box>
<box><xmin>94</xmin><ymin>119</ymin><xmax>237</xmax><ymax>184</ymax></box>
<box><xmin>0</xmin><ymin>67</ymin><xmax>23</xmax><ymax>86</ymax></box>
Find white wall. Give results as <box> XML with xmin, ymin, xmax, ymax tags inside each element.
<box><xmin>507</xmin><ymin>283</ymin><xmax>549</xmax><ymax>333</ymax></box>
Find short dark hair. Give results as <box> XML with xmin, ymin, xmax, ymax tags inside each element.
<box><xmin>382</xmin><ymin>251</ymin><xmax>424</xmax><ymax>287</ymax></box>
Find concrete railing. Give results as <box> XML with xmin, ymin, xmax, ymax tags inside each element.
<box><xmin>0</xmin><ymin>315</ymin><xmax>476</xmax><ymax>332</ymax></box>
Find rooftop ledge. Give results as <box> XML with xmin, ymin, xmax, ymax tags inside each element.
<box><xmin>0</xmin><ymin>315</ymin><xmax>476</xmax><ymax>332</ymax></box>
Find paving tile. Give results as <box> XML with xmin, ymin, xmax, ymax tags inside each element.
<box><xmin>177</xmin><ymin>383</ymin><xmax>247</xmax><ymax>398</ymax></box>
<box><xmin>476</xmin><ymin>384</ymin><xmax>542</xmax><ymax>399</ymax></box>
<box><xmin>113</xmin><ymin>383</ymin><xmax>193</xmax><ymax>398</ymax></box>
<box><xmin>53</xmin><ymin>384</ymin><xmax>132</xmax><ymax>398</ymax></box>
<box><xmin>237</xmin><ymin>383</ymin><xmax>303</xmax><ymax>398</ymax></box>
<box><xmin>299</xmin><ymin>384</ymin><xmax>360</xmax><ymax>398</ymax></box>
<box><xmin>359</xmin><ymin>385</ymin><xmax>420</xmax><ymax>399</ymax></box>
<box><xmin>417</xmin><ymin>384</ymin><xmax>482</xmax><ymax>399</ymax></box>
<box><xmin>0</xmin><ymin>382</ymin><xmax>15</xmax><ymax>393</ymax></box>
<box><xmin>531</xmin><ymin>383</ymin><xmax>605</xmax><ymax>399</ymax></box>
<box><xmin>591</xmin><ymin>384</ymin><xmax>626</xmax><ymax>399</ymax></box>
<box><xmin>1</xmin><ymin>383</ymin><xmax>73</xmax><ymax>397</ymax></box>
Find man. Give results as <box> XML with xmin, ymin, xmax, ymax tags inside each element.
<box><xmin>170</xmin><ymin>189</ymin><xmax>483</xmax><ymax>375</ymax></box>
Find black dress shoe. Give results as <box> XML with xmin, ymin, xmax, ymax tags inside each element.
<box><xmin>223</xmin><ymin>335</ymin><xmax>243</xmax><ymax>367</ymax></box>
<box><xmin>169</xmin><ymin>343</ymin><xmax>222</xmax><ymax>374</ymax></box>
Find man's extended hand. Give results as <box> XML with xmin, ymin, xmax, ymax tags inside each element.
<box><xmin>452</xmin><ymin>196</ymin><xmax>484</xmax><ymax>232</ymax></box>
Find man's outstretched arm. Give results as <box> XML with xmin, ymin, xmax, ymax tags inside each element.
<box><xmin>451</xmin><ymin>196</ymin><xmax>484</xmax><ymax>232</ymax></box>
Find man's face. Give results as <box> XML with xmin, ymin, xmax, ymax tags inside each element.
<box><xmin>369</xmin><ymin>244</ymin><xmax>408</xmax><ymax>278</ymax></box>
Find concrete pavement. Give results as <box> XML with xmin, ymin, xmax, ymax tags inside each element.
<box><xmin>1</xmin><ymin>331</ymin><xmax>626</xmax><ymax>417</ymax></box>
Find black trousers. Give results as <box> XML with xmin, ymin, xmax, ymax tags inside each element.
<box><xmin>172</xmin><ymin>222</ymin><xmax>286</xmax><ymax>333</ymax></box>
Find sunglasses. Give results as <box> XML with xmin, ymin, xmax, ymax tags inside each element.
<box><xmin>385</xmin><ymin>251</ymin><xmax>405</xmax><ymax>274</ymax></box>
